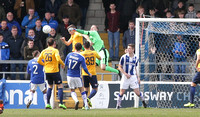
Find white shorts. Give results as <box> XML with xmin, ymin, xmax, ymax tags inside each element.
<box><xmin>120</xmin><ymin>75</ymin><xmax>139</xmax><ymax>89</ymax></box>
<box><xmin>67</xmin><ymin>76</ymin><xmax>83</xmax><ymax>89</ymax></box>
<box><xmin>30</xmin><ymin>83</ymin><xmax>46</xmax><ymax>92</ymax></box>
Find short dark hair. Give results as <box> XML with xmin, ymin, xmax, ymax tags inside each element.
<box><xmin>128</xmin><ymin>44</ymin><xmax>135</xmax><ymax>49</ymax></box>
<box><xmin>12</xmin><ymin>25</ymin><xmax>18</xmax><ymax>30</ymax></box>
<box><xmin>47</xmin><ymin>38</ymin><xmax>55</xmax><ymax>46</ymax></box>
<box><xmin>75</xmin><ymin>43</ymin><xmax>82</xmax><ymax>51</ymax></box>
<box><xmin>84</xmin><ymin>41</ymin><xmax>90</xmax><ymax>49</ymax></box>
<box><xmin>189</xmin><ymin>4</ymin><xmax>194</xmax><ymax>7</ymax></box>
<box><xmin>36</xmin><ymin>19</ymin><xmax>42</xmax><ymax>22</ymax></box>
<box><xmin>128</xmin><ymin>20</ymin><xmax>135</xmax><ymax>24</ymax></box>
<box><xmin>32</xmin><ymin>50</ymin><xmax>40</xmax><ymax>57</ymax></box>
<box><xmin>27</xmin><ymin>39</ymin><xmax>34</xmax><ymax>43</ymax></box>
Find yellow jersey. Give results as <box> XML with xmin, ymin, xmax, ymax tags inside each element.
<box><xmin>69</xmin><ymin>32</ymin><xmax>83</xmax><ymax>52</ymax></box>
<box><xmin>37</xmin><ymin>46</ymin><xmax>65</xmax><ymax>73</ymax></box>
<box><xmin>81</xmin><ymin>50</ymin><xmax>101</xmax><ymax>75</ymax></box>
<box><xmin>196</xmin><ymin>49</ymin><xmax>200</xmax><ymax>68</ymax></box>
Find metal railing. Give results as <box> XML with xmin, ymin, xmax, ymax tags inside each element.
<box><xmin>0</xmin><ymin>60</ymin><xmax>118</xmax><ymax>81</ymax></box>
<box><xmin>0</xmin><ymin>60</ymin><xmax>195</xmax><ymax>81</ymax></box>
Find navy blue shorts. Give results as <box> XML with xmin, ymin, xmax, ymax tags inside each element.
<box><xmin>83</xmin><ymin>75</ymin><xmax>98</xmax><ymax>88</ymax></box>
<box><xmin>46</xmin><ymin>72</ymin><xmax>62</xmax><ymax>85</ymax></box>
<box><xmin>192</xmin><ymin>72</ymin><xmax>200</xmax><ymax>84</ymax></box>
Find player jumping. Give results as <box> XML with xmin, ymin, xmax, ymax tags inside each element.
<box><xmin>76</xmin><ymin>25</ymin><xmax>121</xmax><ymax>77</ymax></box>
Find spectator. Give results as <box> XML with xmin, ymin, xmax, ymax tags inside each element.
<box><xmin>136</xmin><ymin>0</ymin><xmax>153</xmax><ymax>14</ymax></box>
<box><xmin>196</xmin><ymin>11</ymin><xmax>200</xmax><ymax>19</ymax></box>
<box><xmin>14</xmin><ymin>0</ymin><xmax>35</xmax><ymax>23</ymax></box>
<box><xmin>58</xmin><ymin>0</ymin><xmax>81</xmax><ymax>26</ymax></box>
<box><xmin>57</xmin><ymin>15</ymin><xmax>72</xmax><ymax>58</ymax></box>
<box><xmin>0</xmin><ymin>5</ymin><xmax>5</xmax><ymax>22</ymax></box>
<box><xmin>7</xmin><ymin>26</ymin><xmax>24</xmax><ymax>80</ymax></box>
<box><xmin>0</xmin><ymin>33</ymin><xmax>10</xmax><ymax>79</ymax></box>
<box><xmin>45</xmin><ymin>0</ymin><xmax>62</xmax><ymax>19</ymax></box>
<box><xmin>166</xmin><ymin>10</ymin><xmax>174</xmax><ymax>18</ymax></box>
<box><xmin>42</xmin><ymin>12</ymin><xmax>58</xmax><ymax>30</ymax></box>
<box><xmin>0</xmin><ymin>20</ymin><xmax>11</xmax><ymax>43</ymax></box>
<box><xmin>172</xmin><ymin>34</ymin><xmax>186</xmax><ymax>82</ymax></box>
<box><xmin>46</xmin><ymin>28</ymin><xmax>65</xmax><ymax>60</ymax></box>
<box><xmin>152</xmin><ymin>0</ymin><xmax>170</xmax><ymax>18</ymax></box>
<box><xmin>21</xmin><ymin>8</ymin><xmax>39</xmax><ymax>37</ymax></box>
<box><xmin>6</xmin><ymin>12</ymin><xmax>22</xmax><ymax>36</ymax></box>
<box><xmin>107</xmin><ymin>3</ymin><xmax>120</xmax><ymax>61</ymax></box>
<box><xmin>149</xmin><ymin>8</ymin><xmax>157</xmax><ymax>18</ymax></box>
<box><xmin>170</xmin><ymin>0</ymin><xmax>188</xmax><ymax>15</ymax></box>
<box><xmin>132</xmin><ymin>5</ymin><xmax>146</xmax><ymax>22</ymax></box>
<box><xmin>34</xmin><ymin>19</ymin><xmax>47</xmax><ymax>48</ymax></box>
<box><xmin>24</xmin><ymin>39</ymin><xmax>39</xmax><ymax>60</ymax></box>
<box><xmin>118</xmin><ymin>0</ymin><xmax>136</xmax><ymax>33</ymax></box>
<box><xmin>185</xmin><ymin>4</ymin><xmax>196</xmax><ymax>18</ymax></box>
<box><xmin>122</xmin><ymin>20</ymin><xmax>135</xmax><ymax>49</ymax></box>
<box><xmin>21</xmin><ymin>29</ymin><xmax>43</xmax><ymax>53</ymax></box>
<box><xmin>174</xmin><ymin>1</ymin><xmax>186</xmax><ymax>18</ymax></box>
<box><xmin>177</xmin><ymin>10</ymin><xmax>185</xmax><ymax>18</ymax></box>
<box><xmin>74</xmin><ymin>0</ymin><xmax>89</xmax><ymax>29</ymax></box>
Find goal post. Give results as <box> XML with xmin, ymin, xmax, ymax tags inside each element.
<box><xmin>135</xmin><ymin>18</ymin><xmax>200</xmax><ymax>82</ymax></box>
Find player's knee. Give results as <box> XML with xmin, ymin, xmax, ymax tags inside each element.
<box><xmin>58</xmin><ymin>84</ymin><xmax>63</xmax><ymax>88</ymax></box>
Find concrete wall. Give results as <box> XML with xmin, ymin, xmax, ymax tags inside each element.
<box><xmin>85</xmin><ymin>0</ymin><xmax>105</xmax><ymax>32</ymax></box>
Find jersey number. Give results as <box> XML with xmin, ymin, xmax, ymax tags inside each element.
<box><xmin>45</xmin><ymin>53</ymin><xmax>52</xmax><ymax>62</ymax></box>
<box><xmin>69</xmin><ymin>59</ymin><xmax>78</xmax><ymax>69</ymax></box>
<box><xmin>33</xmin><ymin>65</ymin><xmax>38</xmax><ymax>74</ymax></box>
<box><xmin>85</xmin><ymin>57</ymin><xmax>94</xmax><ymax>65</ymax></box>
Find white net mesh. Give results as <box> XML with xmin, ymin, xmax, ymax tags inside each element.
<box><xmin>136</xmin><ymin>18</ymin><xmax>200</xmax><ymax>81</ymax></box>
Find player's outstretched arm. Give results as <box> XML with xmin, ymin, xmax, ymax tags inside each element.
<box><xmin>76</xmin><ymin>29</ymin><xmax>90</xmax><ymax>35</ymax></box>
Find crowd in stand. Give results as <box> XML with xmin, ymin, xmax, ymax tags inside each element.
<box><xmin>0</xmin><ymin>0</ymin><xmax>198</xmax><ymax>80</ymax></box>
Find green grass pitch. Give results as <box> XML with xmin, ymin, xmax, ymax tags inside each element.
<box><xmin>1</xmin><ymin>108</ymin><xmax>200</xmax><ymax>117</ymax></box>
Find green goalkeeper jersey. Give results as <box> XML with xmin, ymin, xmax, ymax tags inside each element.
<box><xmin>76</xmin><ymin>29</ymin><xmax>105</xmax><ymax>52</ymax></box>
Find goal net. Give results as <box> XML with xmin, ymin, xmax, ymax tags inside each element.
<box><xmin>135</xmin><ymin>18</ymin><xmax>200</xmax><ymax>82</ymax></box>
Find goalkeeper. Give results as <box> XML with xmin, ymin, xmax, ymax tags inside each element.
<box><xmin>76</xmin><ymin>25</ymin><xmax>120</xmax><ymax>77</ymax></box>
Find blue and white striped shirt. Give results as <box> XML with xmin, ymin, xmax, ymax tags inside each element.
<box><xmin>119</xmin><ymin>54</ymin><xmax>138</xmax><ymax>75</ymax></box>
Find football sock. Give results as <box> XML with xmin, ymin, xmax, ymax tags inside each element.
<box><xmin>117</xmin><ymin>94</ymin><xmax>122</xmax><ymax>106</ymax></box>
<box><xmin>71</xmin><ymin>91</ymin><xmax>79</xmax><ymax>102</ymax></box>
<box><xmin>105</xmin><ymin>66</ymin><xmax>119</xmax><ymax>73</ymax></box>
<box><xmin>58</xmin><ymin>88</ymin><xmax>63</xmax><ymax>104</ymax></box>
<box><xmin>190</xmin><ymin>86</ymin><xmax>196</xmax><ymax>104</ymax></box>
<box><xmin>140</xmin><ymin>92</ymin><xmax>145</xmax><ymax>101</ymax></box>
<box><xmin>47</xmin><ymin>88</ymin><xmax>52</xmax><ymax>104</ymax></box>
<box><xmin>81</xmin><ymin>92</ymin><xmax>88</xmax><ymax>107</ymax></box>
<box><xmin>88</xmin><ymin>89</ymin><xmax>97</xmax><ymax>99</ymax></box>
<box><xmin>29</xmin><ymin>92</ymin><xmax>34</xmax><ymax>101</ymax></box>
<box><xmin>43</xmin><ymin>93</ymin><xmax>47</xmax><ymax>106</ymax></box>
